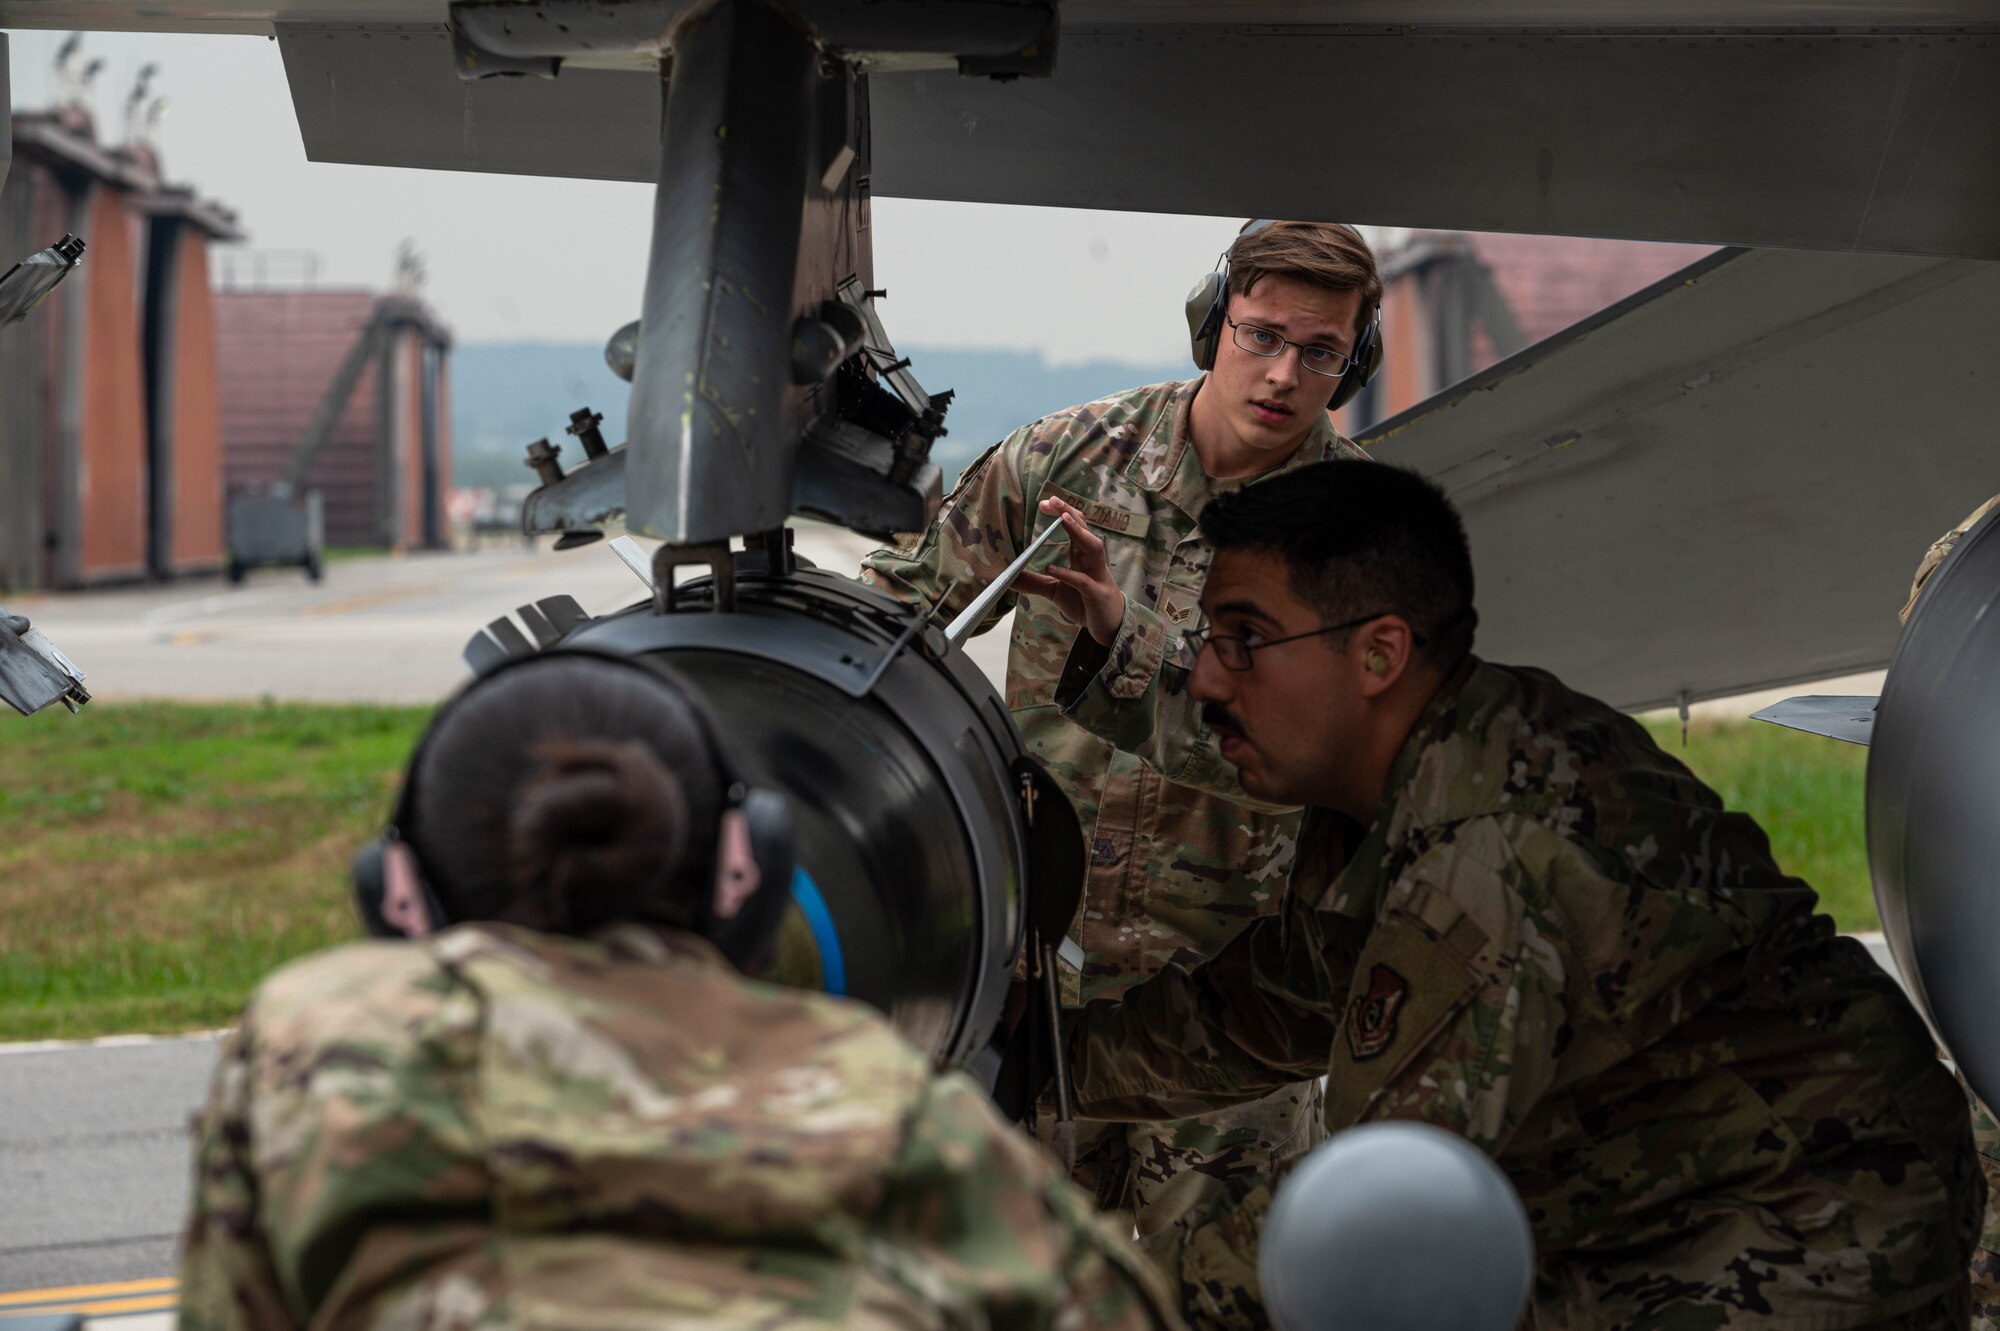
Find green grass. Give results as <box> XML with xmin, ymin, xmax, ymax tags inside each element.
<box><xmin>0</xmin><ymin>700</ymin><xmax>432</xmax><ymax>1041</ymax></box>
<box><xmin>1640</xmin><ymin>714</ymin><xmax>1875</xmax><ymax>932</ymax></box>
<box><xmin>0</xmin><ymin>702</ymin><xmax>1877</xmax><ymax>1042</ymax></box>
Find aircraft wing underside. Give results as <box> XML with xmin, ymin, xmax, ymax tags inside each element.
<box><xmin>5</xmin><ymin>1</ymin><xmax>1997</xmax><ymax>715</ymax></box>
<box><xmin>0</xmin><ymin>2</ymin><xmax>1996</xmax><ymax>257</ymax></box>
<box><xmin>1359</xmin><ymin>246</ymin><xmax>2000</xmax><ymax>713</ymax></box>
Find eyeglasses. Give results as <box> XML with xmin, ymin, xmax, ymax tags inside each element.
<box><xmin>1226</xmin><ymin>318</ymin><xmax>1356</xmax><ymax>379</ymax></box>
<box><xmin>1182</xmin><ymin>612</ymin><xmax>1429</xmax><ymax>672</ymax></box>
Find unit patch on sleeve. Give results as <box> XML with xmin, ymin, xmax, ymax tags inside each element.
<box><xmin>1346</xmin><ymin>963</ymin><xmax>1410</xmax><ymax>1060</ymax></box>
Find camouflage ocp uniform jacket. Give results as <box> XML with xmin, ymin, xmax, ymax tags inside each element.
<box><xmin>862</xmin><ymin>378</ymin><xmax>1364</xmax><ymax>1002</ymax></box>
<box><xmin>1901</xmin><ymin>492</ymin><xmax>2000</xmax><ymax>623</ymax></box>
<box><xmin>1067</xmin><ymin>658</ymin><xmax>1982</xmax><ymax>1329</ymax></box>
<box><xmin>179</xmin><ymin>922</ymin><xmax>1180</xmax><ymax>1331</ymax></box>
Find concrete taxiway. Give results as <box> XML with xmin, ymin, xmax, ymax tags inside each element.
<box><xmin>4</xmin><ymin>526</ymin><xmax>1012</xmax><ymax>706</ymax></box>
<box><xmin>0</xmin><ymin>1033</ymin><xmax>219</xmax><ymax>1295</ymax></box>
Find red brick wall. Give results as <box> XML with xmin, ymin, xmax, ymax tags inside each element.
<box><xmin>400</xmin><ymin>330</ymin><xmax>424</xmax><ymax>550</ymax></box>
<box><xmin>215</xmin><ymin>291</ymin><xmax>385</xmax><ymax>548</ymax></box>
<box><xmin>77</xmin><ymin>186</ymin><xmax>148</xmax><ymax>580</ymax></box>
<box><xmin>170</xmin><ymin>232</ymin><xmax>224</xmax><ymax>568</ymax></box>
<box><xmin>434</xmin><ymin>352</ymin><xmax>453</xmax><ymax>516</ymax></box>
<box><xmin>1467</xmin><ymin>231</ymin><xmax>1714</xmax><ymax>345</ymax></box>
<box><xmin>1349</xmin><ymin>229</ymin><xmax>1720</xmax><ymax>429</ymax></box>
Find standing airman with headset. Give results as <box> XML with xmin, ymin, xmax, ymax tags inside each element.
<box><xmin>176</xmin><ymin>650</ymin><xmax>1181</xmax><ymax>1331</ymax></box>
<box><xmin>863</xmin><ymin>220</ymin><xmax>1384</xmax><ymax>1330</ymax></box>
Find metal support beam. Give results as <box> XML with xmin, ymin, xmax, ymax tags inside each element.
<box><xmin>374</xmin><ymin>323</ymin><xmax>398</xmax><ymax>548</ymax></box>
<box><xmin>625</xmin><ymin>0</ymin><xmax>836</xmax><ymax>543</ymax></box>
<box><xmin>285</xmin><ymin>313</ymin><xmax>389</xmax><ymax>492</ymax></box>
<box><xmin>467</xmin><ymin>0</ymin><xmax>1024</xmax><ymax>551</ymax></box>
<box><xmin>1</xmin><ymin>34</ymin><xmax>12</xmax><ymax>198</ymax></box>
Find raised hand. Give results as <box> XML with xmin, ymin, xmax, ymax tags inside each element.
<box><xmin>1013</xmin><ymin>497</ymin><xmax>1126</xmax><ymax>646</ymax></box>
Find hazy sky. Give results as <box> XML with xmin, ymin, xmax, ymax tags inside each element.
<box><xmin>4</xmin><ymin>27</ymin><xmax>1270</xmax><ymax>363</ymax></box>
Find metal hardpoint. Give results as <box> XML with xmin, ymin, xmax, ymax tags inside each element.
<box><xmin>482</xmin><ymin>0</ymin><xmax>1057</xmax><ymax>567</ymax></box>
<box><xmin>0</xmin><ymin>608</ymin><xmax>89</xmax><ymax>717</ymax></box>
<box><xmin>0</xmin><ymin>233</ymin><xmax>85</xmax><ymax>328</ymax></box>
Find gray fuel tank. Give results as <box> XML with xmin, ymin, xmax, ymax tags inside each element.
<box><xmin>1868</xmin><ymin>503</ymin><xmax>2000</xmax><ymax>1104</ymax></box>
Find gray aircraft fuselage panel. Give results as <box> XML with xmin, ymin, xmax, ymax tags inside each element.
<box><xmin>1</xmin><ymin>34</ymin><xmax>10</xmax><ymax>197</ymax></box>
<box><xmin>282</xmin><ymin>23</ymin><xmax>2000</xmax><ymax>258</ymax></box>
<box><xmin>6</xmin><ymin>2</ymin><xmax>2000</xmax><ymax>32</ymax></box>
<box><xmin>1359</xmin><ymin>245</ymin><xmax>2000</xmax><ymax>714</ymax></box>
<box><xmin>2</xmin><ymin>3</ymin><xmax>1997</xmax><ymax>256</ymax></box>
<box><xmin>872</xmin><ymin>27</ymin><xmax>2000</xmax><ymax>258</ymax></box>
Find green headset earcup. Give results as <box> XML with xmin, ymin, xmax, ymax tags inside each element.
<box><xmin>1185</xmin><ymin>270</ymin><xmax>1226</xmax><ymax>370</ymax></box>
<box><xmin>351</xmin><ymin>839</ymin><xmax>394</xmax><ymax>937</ymax></box>
<box><xmin>1327</xmin><ymin>309</ymin><xmax>1383</xmax><ymax>413</ymax></box>
<box><xmin>706</xmin><ymin>788</ymin><xmax>797</xmax><ymax>974</ymax></box>
<box><xmin>1336</xmin><ymin>311</ymin><xmax>1384</xmax><ymax>411</ymax></box>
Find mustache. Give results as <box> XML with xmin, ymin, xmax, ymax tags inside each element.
<box><xmin>1202</xmin><ymin>704</ymin><xmax>1245</xmax><ymax>738</ymax></box>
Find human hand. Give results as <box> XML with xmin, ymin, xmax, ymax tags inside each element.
<box><xmin>1014</xmin><ymin>498</ymin><xmax>1126</xmax><ymax>646</ymax></box>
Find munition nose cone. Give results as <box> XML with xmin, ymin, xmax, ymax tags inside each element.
<box><xmin>1260</xmin><ymin>1121</ymin><xmax>1533</xmax><ymax>1331</ymax></box>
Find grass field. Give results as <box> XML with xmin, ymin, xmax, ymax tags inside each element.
<box><xmin>0</xmin><ymin>701</ymin><xmax>1875</xmax><ymax>1042</ymax></box>
<box><xmin>0</xmin><ymin>701</ymin><xmax>431</xmax><ymax>1040</ymax></box>
<box><xmin>1640</xmin><ymin>715</ymin><xmax>1874</xmax><ymax>931</ymax></box>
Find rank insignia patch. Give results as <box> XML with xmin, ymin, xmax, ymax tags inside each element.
<box><xmin>1347</xmin><ymin>963</ymin><xmax>1409</xmax><ymax>1060</ymax></box>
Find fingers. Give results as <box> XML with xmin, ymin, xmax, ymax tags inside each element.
<box><xmin>1020</xmin><ymin>567</ymin><xmax>1093</xmax><ymax>597</ymax></box>
<box><xmin>1040</xmin><ymin>565</ymin><xmax>1093</xmax><ymax>589</ymax></box>
<box><xmin>1013</xmin><ymin>570</ymin><xmax>1082</xmax><ymax>626</ymax></box>
<box><xmin>1037</xmin><ymin>497</ymin><xmax>1108</xmax><ymax>573</ymax></box>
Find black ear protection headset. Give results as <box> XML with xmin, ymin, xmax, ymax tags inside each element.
<box><xmin>1184</xmin><ymin>218</ymin><xmax>1383</xmax><ymax>414</ymax></box>
<box><xmin>351</xmin><ymin>650</ymin><xmax>797</xmax><ymax>974</ymax></box>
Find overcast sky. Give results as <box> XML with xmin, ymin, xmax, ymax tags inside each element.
<box><xmin>4</xmin><ymin>27</ymin><xmax>1275</xmax><ymax>364</ymax></box>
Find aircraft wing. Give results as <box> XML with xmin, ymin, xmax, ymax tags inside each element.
<box><xmin>1358</xmin><ymin>246</ymin><xmax>2000</xmax><ymax>714</ymax></box>
<box><xmin>0</xmin><ymin>2</ymin><xmax>1996</xmax><ymax>258</ymax></box>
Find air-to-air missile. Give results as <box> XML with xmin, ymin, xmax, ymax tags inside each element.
<box><xmin>0</xmin><ymin>232</ymin><xmax>90</xmax><ymax>718</ymax></box>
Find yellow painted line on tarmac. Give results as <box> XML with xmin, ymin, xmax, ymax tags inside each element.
<box><xmin>0</xmin><ymin>1293</ymin><xmax>179</xmax><ymax>1317</ymax></box>
<box><xmin>0</xmin><ymin>1271</ymin><xmax>178</xmax><ymax>1303</ymax></box>
<box><xmin>302</xmin><ymin>581</ymin><xmax>450</xmax><ymax>618</ymax></box>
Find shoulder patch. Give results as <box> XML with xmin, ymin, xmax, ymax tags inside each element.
<box><xmin>1346</xmin><ymin>963</ymin><xmax>1409</xmax><ymax>1060</ymax></box>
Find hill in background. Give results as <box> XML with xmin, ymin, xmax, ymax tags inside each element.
<box><xmin>451</xmin><ymin>343</ymin><xmax>1190</xmax><ymax>494</ymax></box>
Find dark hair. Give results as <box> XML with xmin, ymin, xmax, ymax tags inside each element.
<box><xmin>1202</xmin><ymin>460</ymin><xmax>1478</xmax><ymax>666</ymax></box>
<box><xmin>407</xmin><ymin>655</ymin><xmax>727</xmax><ymax>935</ymax></box>
<box><xmin>1226</xmin><ymin>221</ymin><xmax>1384</xmax><ymax>337</ymax></box>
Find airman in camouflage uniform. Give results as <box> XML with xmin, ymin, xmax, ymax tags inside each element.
<box><xmin>864</xmin><ymin>220</ymin><xmax>1381</xmax><ymax>1327</ymax></box>
<box><xmin>180</xmin><ymin>921</ymin><xmax>1180</xmax><ymax>1331</ymax></box>
<box><xmin>861</xmin><ymin>377</ymin><xmax>1362</xmax><ymax>1322</ymax></box>
<box><xmin>1061</xmin><ymin>460</ymin><xmax>1981</xmax><ymax>1329</ymax></box>
<box><xmin>1963</xmin><ymin>1095</ymin><xmax>2000</xmax><ymax>1331</ymax></box>
<box><xmin>1899</xmin><ymin>491</ymin><xmax>2000</xmax><ymax>1331</ymax></box>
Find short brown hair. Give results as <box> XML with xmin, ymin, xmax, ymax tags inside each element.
<box><xmin>1225</xmin><ymin>221</ymin><xmax>1383</xmax><ymax>335</ymax></box>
